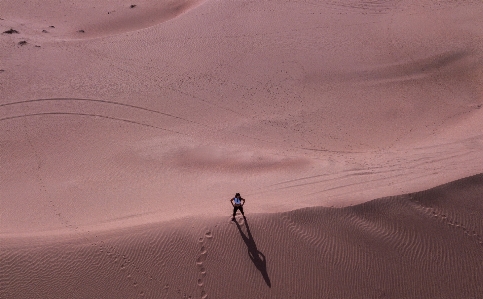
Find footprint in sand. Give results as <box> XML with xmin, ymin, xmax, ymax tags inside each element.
<box><xmin>199</xmin><ymin>266</ymin><xmax>206</xmax><ymax>276</ymax></box>
<box><xmin>196</xmin><ymin>234</ymin><xmax>208</xmax><ymax>266</ymax></box>
<box><xmin>196</xmin><ymin>252</ymin><xmax>207</xmax><ymax>264</ymax></box>
<box><xmin>196</xmin><ymin>231</ymin><xmax>212</xmax><ymax>298</ymax></box>
<box><xmin>432</xmin><ymin>210</ymin><xmax>483</xmax><ymax>247</ymax></box>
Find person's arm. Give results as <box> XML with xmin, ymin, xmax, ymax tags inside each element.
<box><xmin>229</xmin><ymin>198</ymin><xmax>234</xmax><ymax>206</ymax></box>
<box><xmin>241</xmin><ymin>198</ymin><xmax>245</xmax><ymax>205</ymax></box>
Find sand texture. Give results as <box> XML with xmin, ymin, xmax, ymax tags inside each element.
<box><xmin>1</xmin><ymin>0</ymin><xmax>483</xmax><ymax>297</ymax></box>
<box><xmin>2</xmin><ymin>175</ymin><xmax>483</xmax><ymax>298</ymax></box>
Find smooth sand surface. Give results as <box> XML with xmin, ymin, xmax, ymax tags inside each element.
<box><xmin>1</xmin><ymin>0</ymin><xmax>483</xmax><ymax>297</ymax></box>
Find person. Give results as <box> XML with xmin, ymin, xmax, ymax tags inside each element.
<box><xmin>230</xmin><ymin>193</ymin><xmax>245</xmax><ymax>220</ymax></box>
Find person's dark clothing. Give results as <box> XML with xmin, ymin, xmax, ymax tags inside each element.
<box><xmin>233</xmin><ymin>205</ymin><xmax>244</xmax><ymax>217</ymax></box>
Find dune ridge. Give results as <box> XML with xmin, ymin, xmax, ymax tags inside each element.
<box><xmin>2</xmin><ymin>174</ymin><xmax>483</xmax><ymax>298</ymax></box>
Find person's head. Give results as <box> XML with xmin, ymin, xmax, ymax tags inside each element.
<box><xmin>235</xmin><ymin>193</ymin><xmax>240</xmax><ymax>198</ymax></box>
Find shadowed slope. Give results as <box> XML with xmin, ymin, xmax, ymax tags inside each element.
<box><xmin>2</xmin><ymin>174</ymin><xmax>483</xmax><ymax>298</ymax></box>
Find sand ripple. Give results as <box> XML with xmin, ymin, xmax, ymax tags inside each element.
<box><xmin>2</xmin><ymin>174</ymin><xmax>483</xmax><ymax>298</ymax></box>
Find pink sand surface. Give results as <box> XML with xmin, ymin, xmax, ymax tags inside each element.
<box><xmin>1</xmin><ymin>0</ymin><xmax>483</xmax><ymax>297</ymax></box>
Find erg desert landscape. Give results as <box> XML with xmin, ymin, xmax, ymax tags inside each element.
<box><xmin>1</xmin><ymin>0</ymin><xmax>483</xmax><ymax>298</ymax></box>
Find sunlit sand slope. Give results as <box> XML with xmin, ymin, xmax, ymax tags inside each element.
<box><xmin>1</xmin><ymin>0</ymin><xmax>483</xmax><ymax>233</ymax></box>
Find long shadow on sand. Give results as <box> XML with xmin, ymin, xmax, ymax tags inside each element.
<box><xmin>235</xmin><ymin>217</ymin><xmax>271</xmax><ymax>287</ymax></box>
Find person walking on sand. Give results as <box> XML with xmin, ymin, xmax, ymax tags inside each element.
<box><xmin>230</xmin><ymin>193</ymin><xmax>245</xmax><ymax>221</ymax></box>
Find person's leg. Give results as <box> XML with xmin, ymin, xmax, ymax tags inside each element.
<box><xmin>233</xmin><ymin>206</ymin><xmax>239</xmax><ymax>218</ymax></box>
<box><xmin>239</xmin><ymin>206</ymin><xmax>244</xmax><ymax>216</ymax></box>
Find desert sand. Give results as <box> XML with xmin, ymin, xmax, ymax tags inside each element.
<box><xmin>1</xmin><ymin>0</ymin><xmax>483</xmax><ymax>298</ymax></box>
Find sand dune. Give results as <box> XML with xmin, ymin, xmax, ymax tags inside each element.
<box><xmin>0</xmin><ymin>0</ymin><xmax>204</xmax><ymax>39</ymax></box>
<box><xmin>1</xmin><ymin>0</ymin><xmax>483</xmax><ymax>297</ymax></box>
<box><xmin>1</xmin><ymin>0</ymin><xmax>483</xmax><ymax>233</ymax></box>
<box><xmin>2</xmin><ymin>174</ymin><xmax>483</xmax><ymax>298</ymax></box>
